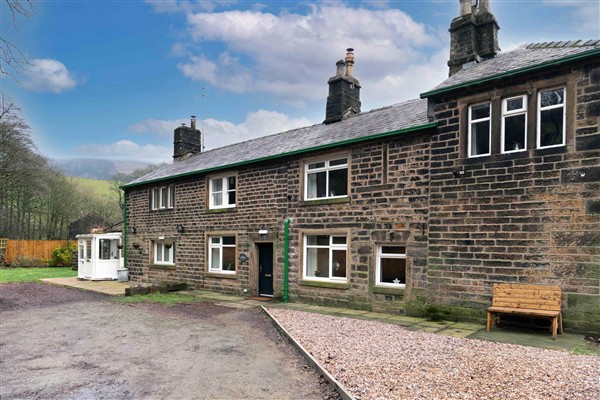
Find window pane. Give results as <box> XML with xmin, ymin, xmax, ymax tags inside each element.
<box><xmin>161</xmin><ymin>187</ymin><xmax>167</xmax><ymax>208</ymax></box>
<box><xmin>471</xmin><ymin>120</ymin><xmax>490</xmax><ymax>156</ymax></box>
<box><xmin>211</xmin><ymin>237</ymin><xmax>220</xmax><ymax>244</ymax></box>
<box><xmin>504</xmin><ymin>114</ymin><xmax>526</xmax><ymax>151</ymax></box>
<box><xmin>228</xmin><ymin>190</ymin><xmax>236</xmax><ymax>205</ymax></box>
<box><xmin>307</xmin><ymin>171</ymin><xmax>327</xmax><ymax>198</ymax></box>
<box><xmin>331</xmin><ymin>236</ymin><xmax>347</xmax><ymax>245</ymax></box>
<box><xmin>329</xmin><ymin>168</ymin><xmax>348</xmax><ymax>197</ymax></box>
<box><xmin>227</xmin><ymin>177</ymin><xmax>236</xmax><ymax>190</ymax></box>
<box><xmin>381</xmin><ymin>246</ymin><xmax>405</xmax><ymax>254</ymax></box>
<box><xmin>331</xmin><ymin>250</ymin><xmax>346</xmax><ymax>278</ymax></box>
<box><xmin>156</xmin><ymin>244</ymin><xmax>163</xmax><ymax>262</ymax></box>
<box><xmin>99</xmin><ymin>239</ymin><xmax>110</xmax><ymax>260</ymax></box>
<box><xmin>308</xmin><ymin>162</ymin><xmax>325</xmax><ymax>170</ymax></box>
<box><xmin>213</xmin><ymin>192</ymin><xmax>223</xmax><ymax>206</ymax></box>
<box><xmin>152</xmin><ymin>188</ymin><xmax>159</xmax><ymax>209</ymax></box>
<box><xmin>506</xmin><ymin>98</ymin><xmax>523</xmax><ymax>111</ymax></box>
<box><xmin>540</xmin><ymin>88</ymin><xmax>564</xmax><ymax>108</ymax></box>
<box><xmin>212</xmin><ymin>179</ymin><xmax>223</xmax><ymax>192</ymax></box>
<box><xmin>380</xmin><ymin>258</ymin><xmax>406</xmax><ymax>284</ymax></box>
<box><xmin>79</xmin><ymin>244</ymin><xmax>84</xmax><ymax>259</ymax></box>
<box><xmin>164</xmin><ymin>246</ymin><xmax>171</xmax><ymax>263</ymax></box>
<box><xmin>307</xmin><ymin>235</ymin><xmax>329</xmax><ymax>246</ymax></box>
<box><xmin>169</xmin><ymin>186</ymin><xmax>174</xmax><ymax>208</ymax></box>
<box><xmin>540</xmin><ymin>108</ymin><xmax>564</xmax><ymax>147</ymax></box>
<box><xmin>223</xmin><ymin>236</ymin><xmax>236</xmax><ymax>245</ymax></box>
<box><xmin>471</xmin><ymin>103</ymin><xmax>490</xmax><ymax>119</ymax></box>
<box><xmin>222</xmin><ymin>247</ymin><xmax>235</xmax><ymax>271</ymax></box>
<box><xmin>86</xmin><ymin>240</ymin><xmax>92</xmax><ymax>259</ymax></box>
<box><xmin>306</xmin><ymin>247</ymin><xmax>328</xmax><ymax>277</ymax></box>
<box><xmin>330</xmin><ymin>158</ymin><xmax>347</xmax><ymax>166</ymax></box>
<box><xmin>211</xmin><ymin>248</ymin><xmax>220</xmax><ymax>269</ymax></box>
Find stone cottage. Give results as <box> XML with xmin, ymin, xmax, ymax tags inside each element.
<box><xmin>123</xmin><ymin>0</ymin><xmax>600</xmax><ymax>333</ymax></box>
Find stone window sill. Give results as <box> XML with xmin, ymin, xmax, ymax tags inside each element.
<box><xmin>205</xmin><ymin>272</ymin><xmax>237</xmax><ymax>279</ymax></box>
<box><xmin>149</xmin><ymin>264</ymin><xmax>176</xmax><ymax>270</ymax></box>
<box><xmin>206</xmin><ymin>207</ymin><xmax>237</xmax><ymax>214</ymax></box>
<box><xmin>299</xmin><ymin>279</ymin><xmax>350</xmax><ymax>290</ymax></box>
<box><xmin>300</xmin><ymin>197</ymin><xmax>350</xmax><ymax>206</ymax></box>
<box><xmin>372</xmin><ymin>285</ymin><xmax>405</xmax><ymax>296</ymax></box>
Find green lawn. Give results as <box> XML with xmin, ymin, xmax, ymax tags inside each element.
<box><xmin>70</xmin><ymin>176</ymin><xmax>116</xmax><ymax>200</ymax></box>
<box><xmin>0</xmin><ymin>267</ymin><xmax>77</xmax><ymax>283</ymax></box>
<box><xmin>115</xmin><ymin>292</ymin><xmax>199</xmax><ymax>306</ymax></box>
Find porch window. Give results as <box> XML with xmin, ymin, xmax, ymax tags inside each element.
<box><xmin>468</xmin><ymin>102</ymin><xmax>491</xmax><ymax>157</ymax></box>
<box><xmin>85</xmin><ymin>239</ymin><xmax>92</xmax><ymax>260</ymax></box>
<box><xmin>303</xmin><ymin>235</ymin><xmax>347</xmax><ymax>281</ymax></box>
<box><xmin>209</xmin><ymin>176</ymin><xmax>236</xmax><ymax>209</ymax></box>
<box><xmin>154</xmin><ymin>241</ymin><xmax>175</xmax><ymax>265</ymax></box>
<box><xmin>501</xmin><ymin>95</ymin><xmax>527</xmax><ymax>153</ymax></box>
<box><xmin>538</xmin><ymin>87</ymin><xmax>565</xmax><ymax>148</ymax></box>
<box><xmin>305</xmin><ymin>158</ymin><xmax>348</xmax><ymax>200</ymax></box>
<box><xmin>208</xmin><ymin>236</ymin><xmax>236</xmax><ymax>273</ymax></box>
<box><xmin>99</xmin><ymin>239</ymin><xmax>120</xmax><ymax>260</ymax></box>
<box><xmin>376</xmin><ymin>245</ymin><xmax>406</xmax><ymax>287</ymax></box>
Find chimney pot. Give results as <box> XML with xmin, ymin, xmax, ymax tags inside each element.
<box><xmin>345</xmin><ymin>48</ymin><xmax>355</xmax><ymax>77</ymax></box>
<box><xmin>335</xmin><ymin>60</ymin><xmax>345</xmax><ymax>76</ymax></box>
<box><xmin>191</xmin><ymin>115</ymin><xmax>196</xmax><ymax>130</ymax></box>
<box><xmin>460</xmin><ymin>0</ymin><xmax>472</xmax><ymax>16</ymax></box>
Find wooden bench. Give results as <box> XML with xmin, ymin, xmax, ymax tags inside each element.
<box><xmin>487</xmin><ymin>283</ymin><xmax>563</xmax><ymax>339</ymax></box>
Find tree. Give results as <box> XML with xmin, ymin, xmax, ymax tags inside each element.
<box><xmin>110</xmin><ymin>163</ymin><xmax>168</xmax><ymax>213</ymax></box>
<box><xmin>1</xmin><ymin>0</ymin><xmax>34</xmax><ymax>80</ymax></box>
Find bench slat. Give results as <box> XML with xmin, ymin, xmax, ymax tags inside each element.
<box><xmin>487</xmin><ymin>306</ymin><xmax>560</xmax><ymax>317</ymax></box>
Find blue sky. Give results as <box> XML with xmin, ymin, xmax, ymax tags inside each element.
<box><xmin>2</xmin><ymin>0</ymin><xmax>599</xmax><ymax>166</ymax></box>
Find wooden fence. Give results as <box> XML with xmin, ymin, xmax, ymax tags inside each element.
<box><xmin>3</xmin><ymin>240</ymin><xmax>69</xmax><ymax>263</ymax></box>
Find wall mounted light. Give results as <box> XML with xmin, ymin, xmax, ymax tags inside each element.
<box><xmin>453</xmin><ymin>170</ymin><xmax>465</xmax><ymax>178</ymax></box>
<box><xmin>132</xmin><ymin>242</ymin><xmax>140</xmax><ymax>249</ymax></box>
<box><xmin>258</xmin><ymin>228</ymin><xmax>268</xmax><ymax>235</ymax></box>
<box><xmin>176</xmin><ymin>224</ymin><xmax>185</xmax><ymax>233</ymax></box>
<box><xmin>130</xmin><ymin>226</ymin><xmax>137</xmax><ymax>234</ymax></box>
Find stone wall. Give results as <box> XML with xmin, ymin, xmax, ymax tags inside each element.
<box><xmin>427</xmin><ymin>62</ymin><xmax>600</xmax><ymax>333</ymax></box>
<box><xmin>125</xmin><ymin>130</ymin><xmax>433</xmax><ymax>312</ymax></box>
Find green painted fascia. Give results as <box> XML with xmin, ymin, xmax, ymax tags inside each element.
<box><xmin>121</xmin><ymin>122</ymin><xmax>437</xmax><ymax>189</ymax></box>
<box><xmin>420</xmin><ymin>48</ymin><xmax>600</xmax><ymax>99</ymax></box>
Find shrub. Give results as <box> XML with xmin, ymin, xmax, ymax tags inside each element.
<box><xmin>8</xmin><ymin>255</ymin><xmax>48</xmax><ymax>268</ymax></box>
<box><xmin>49</xmin><ymin>242</ymin><xmax>77</xmax><ymax>267</ymax></box>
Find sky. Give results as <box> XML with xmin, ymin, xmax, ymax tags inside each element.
<box><xmin>2</xmin><ymin>0</ymin><xmax>599</xmax><ymax>166</ymax></box>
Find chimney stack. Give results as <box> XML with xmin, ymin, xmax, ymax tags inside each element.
<box><xmin>173</xmin><ymin>116</ymin><xmax>202</xmax><ymax>162</ymax></box>
<box><xmin>324</xmin><ymin>48</ymin><xmax>361</xmax><ymax>124</ymax></box>
<box><xmin>448</xmin><ymin>0</ymin><xmax>499</xmax><ymax>76</ymax></box>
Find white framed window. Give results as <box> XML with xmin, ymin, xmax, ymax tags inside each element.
<box><xmin>501</xmin><ymin>95</ymin><xmax>527</xmax><ymax>153</ymax></box>
<box><xmin>468</xmin><ymin>102</ymin><xmax>491</xmax><ymax>157</ymax></box>
<box><xmin>376</xmin><ymin>245</ymin><xmax>406</xmax><ymax>287</ymax></box>
<box><xmin>303</xmin><ymin>235</ymin><xmax>347</xmax><ymax>281</ymax></box>
<box><xmin>85</xmin><ymin>239</ymin><xmax>92</xmax><ymax>260</ymax></box>
<box><xmin>151</xmin><ymin>185</ymin><xmax>174</xmax><ymax>210</ymax></box>
<box><xmin>209</xmin><ymin>176</ymin><xmax>236</xmax><ymax>209</ymax></box>
<box><xmin>208</xmin><ymin>236</ymin><xmax>236</xmax><ymax>273</ymax></box>
<box><xmin>99</xmin><ymin>239</ymin><xmax>120</xmax><ymax>260</ymax></box>
<box><xmin>154</xmin><ymin>241</ymin><xmax>175</xmax><ymax>265</ymax></box>
<box><xmin>537</xmin><ymin>87</ymin><xmax>566</xmax><ymax>149</ymax></box>
<box><xmin>304</xmin><ymin>157</ymin><xmax>348</xmax><ymax>200</ymax></box>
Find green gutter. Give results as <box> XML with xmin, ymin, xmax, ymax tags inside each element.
<box><xmin>283</xmin><ymin>218</ymin><xmax>290</xmax><ymax>303</ymax></box>
<box><xmin>420</xmin><ymin>48</ymin><xmax>600</xmax><ymax>98</ymax></box>
<box><xmin>123</xmin><ymin>191</ymin><xmax>127</xmax><ymax>269</ymax></box>
<box><xmin>121</xmin><ymin>122</ymin><xmax>437</xmax><ymax>189</ymax></box>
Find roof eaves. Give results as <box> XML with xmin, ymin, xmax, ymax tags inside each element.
<box><xmin>420</xmin><ymin>47</ymin><xmax>600</xmax><ymax>99</ymax></box>
<box><xmin>121</xmin><ymin>121</ymin><xmax>437</xmax><ymax>189</ymax></box>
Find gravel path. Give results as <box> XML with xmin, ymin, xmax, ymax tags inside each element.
<box><xmin>268</xmin><ymin>308</ymin><xmax>600</xmax><ymax>400</ymax></box>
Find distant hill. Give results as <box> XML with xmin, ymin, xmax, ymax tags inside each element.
<box><xmin>52</xmin><ymin>158</ymin><xmax>149</xmax><ymax>180</ymax></box>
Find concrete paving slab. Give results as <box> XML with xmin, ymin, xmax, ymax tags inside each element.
<box><xmin>451</xmin><ymin>322</ymin><xmax>484</xmax><ymax>331</ymax></box>
<box><xmin>470</xmin><ymin>327</ymin><xmax>583</xmax><ymax>352</ymax></box>
<box><xmin>362</xmin><ymin>312</ymin><xmax>394</xmax><ymax>319</ymax></box>
<box><xmin>336</xmin><ymin>309</ymin><xmax>370</xmax><ymax>316</ymax></box>
<box><xmin>409</xmin><ymin>325</ymin><xmax>442</xmax><ymax>333</ymax></box>
<box><xmin>438</xmin><ymin>328</ymin><xmax>477</xmax><ymax>339</ymax></box>
<box><xmin>415</xmin><ymin>320</ymin><xmax>455</xmax><ymax>329</ymax></box>
<box><xmin>41</xmin><ymin>277</ymin><xmax>128</xmax><ymax>296</ymax></box>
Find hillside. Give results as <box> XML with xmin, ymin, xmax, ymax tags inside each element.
<box><xmin>70</xmin><ymin>177</ymin><xmax>117</xmax><ymax>201</ymax></box>
<box><xmin>53</xmin><ymin>158</ymin><xmax>148</xmax><ymax>180</ymax></box>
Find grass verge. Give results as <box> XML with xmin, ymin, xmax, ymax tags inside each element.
<box><xmin>114</xmin><ymin>292</ymin><xmax>199</xmax><ymax>306</ymax></box>
<box><xmin>0</xmin><ymin>267</ymin><xmax>77</xmax><ymax>283</ymax></box>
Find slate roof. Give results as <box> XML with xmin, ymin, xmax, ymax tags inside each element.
<box><xmin>422</xmin><ymin>40</ymin><xmax>600</xmax><ymax>97</ymax></box>
<box><xmin>125</xmin><ymin>98</ymin><xmax>431</xmax><ymax>187</ymax></box>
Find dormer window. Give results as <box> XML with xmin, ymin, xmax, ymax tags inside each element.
<box><xmin>304</xmin><ymin>157</ymin><xmax>348</xmax><ymax>200</ymax></box>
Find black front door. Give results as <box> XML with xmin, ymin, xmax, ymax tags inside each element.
<box><xmin>258</xmin><ymin>243</ymin><xmax>274</xmax><ymax>296</ymax></box>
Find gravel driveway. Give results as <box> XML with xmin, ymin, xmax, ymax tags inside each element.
<box><xmin>0</xmin><ymin>283</ymin><xmax>339</xmax><ymax>400</ymax></box>
<box><xmin>268</xmin><ymin>308</ymin><xmax>600</xmax><ymax>400</ymax></box>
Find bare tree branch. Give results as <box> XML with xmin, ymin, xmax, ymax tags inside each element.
<box><xmin>1</xmin><ymin>0</ymin><xmax>34</xmax><ymax>80</ymax></box>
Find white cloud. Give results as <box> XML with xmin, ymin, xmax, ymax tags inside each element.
<box><xmin>175</xmin><ymin>3</ymin><xmax>444</xmax><ymax>109</ymax></box>
<box><xmin>543</xmin><ymin>1</ymin><xmax>600</xmax><ymax>35</ymax></box>
<box><xmin>129</xmin><ymin>109</ymin><xmax>312</xmax><ymax>150</ymax></box>
<box><xmin>75</xmin><ymin>140</ymin><xmax>172</xmax><ymax>163</ymax></box>
<box><xmin>21</xmin><ymin>58</ymin><xmax>79</xmax><ymax>93</ymax></box>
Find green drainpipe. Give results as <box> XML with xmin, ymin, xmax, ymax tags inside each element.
<box><xmin>283</xmin><ymin>218</ymin><xmax>290</xmax><ymax>303</ymax></box>
<box><xmin>123</xmin><ymin>191</ymin><xmax>127</xmax><ymax>269</ymax></box>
